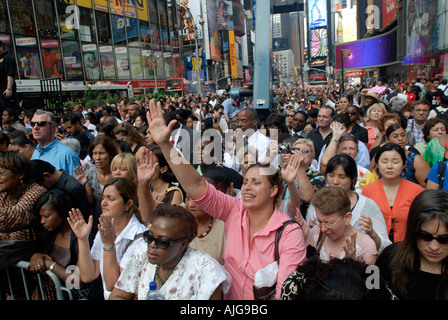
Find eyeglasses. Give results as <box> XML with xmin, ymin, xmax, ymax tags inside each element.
<box><xmin>313</xmin><ymin>214</ymin><xmax>346</xmax><ymax>229</ymax></box>
<box><xmin>345</xmin><ymin>112</ymin><xmax>358</xmax><ymax>116</ymax></box>
<box><xmin>143</xmin><ymin>230</ymin><xmax>187</xmax><ymax>250</ymax></box>
<box><xmin>0</xmin><ymin>169</ymin><xmax>11</xmax><ymax>177</ymax></box>
<box><xmin>30</xmin><ymin>121</ymin><xmax>50</xmax><ymax>127</ymax></box>
<box><xmin>416</xmin><ymin>231</ymin><xmax>448</xmax><ymax>245</ymax></box>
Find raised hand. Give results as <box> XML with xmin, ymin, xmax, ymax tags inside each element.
<box><xmin>343</xmin><ymin>232</ymin><xmax>357</xmax><ymax>259</ymax></box>
<box><xmin>137</xmin><ymin>148</ymin><xmax>159</xmax><ymax>183</ymax></box>
<box><xmin>146</xmin><ymin>99</ymin><xmax>177</xmax><ymax>146</ymax></box>
<box><xmin>281</xmin><ymin>152</ymin><xmax>301</xmax><ymax>184</ymax></box>
<box><xmin>67</xmin><ymin>208</ymin><xmax>93</xmax><ymax>241</ymax></box>
<box><xmin>295</xmin><ymin>209</ymin><xmax>311</xmax><ymax>240</ymax></box>
<box><xmin>330</xmin><ymin>121</ymin><xmax>347</xmax><ymax>140</ymax></box>
<box><xmin>359</xmin><ymin>214</ymin><xmax>373</xmax><ymax>236</ymax></box>
<box><xmin>74</xmin><ymin>166</ymin><xmax>88</xmax><ymax>186</ymax></box>
<box><xmin>98</xmin><ymin>215</ymin><xmax>116</xmax><ymax>247</ymax></box>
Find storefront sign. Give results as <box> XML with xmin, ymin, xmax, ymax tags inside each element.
<box><xmin>345</xmin><ymin>70</ymin><xmax>365</xmax><ymax>77</ymax></box>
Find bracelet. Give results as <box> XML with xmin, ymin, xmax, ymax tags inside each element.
<box><xmin>103</xmin><ymin>244</ymin><xmax>116</xmax><ymax>251</ymax></box>
<box><xmin>6</xmin><ymin>88</ymin><xmax>12</xmax><ymax>91</ymax></box>
<box><xmin>49</xmin><ymin>262</ymin><xmax>57</xmax><ymax>271</ymax></box>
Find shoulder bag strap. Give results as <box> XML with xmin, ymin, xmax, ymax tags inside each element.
<box><xmin>124</xmin><ymin>232</ymin><xmax>145</xmax><ymax>253</ymax></box>
<box><xmin>438</xmin><ymin>161</ymin><xmax>446</xmax><ymax>189</ymax></box>
<box><xmin>274</xmin><ymin>220</ymin><xmax>301</xmax><ymax>262</ymax></box>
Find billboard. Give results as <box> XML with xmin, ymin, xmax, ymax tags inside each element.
<box><xmin>307</xmin><ymin>0</ymin><xmax>327</xmax><ymax>29</ymax></box>
<box><xmin>335</xmin><ymin>30</ymin><xmax>397</xmax><ymax>70</ymax></box>
<box><xmin>273</xmin><ymin>38</ymin><xmax>289</xmax><ymax>51</ymax></box>
<box><xmin>382</xmin><ymin>0</ymin><xmax>397</xmax><ymax>28</ymax></box>
<box><xmin>310</xmin><ymin>28</ymin><xmax>327</xmax><ymax>58</ymax></box>
<box><xmin>404</xmin><ymin>0</ymin><xmax>445</xmax><ymax>62</ymax></box>
<box><xmin>207</xmin><ymin>0</ymin><xmax>222</xmax><ymax>61</ymax></box>
<box><xmin>178</xmin><ymin>0</ymin><xmax>202</xmax><ymax>41</ymax></box>
<box><xmin>217</xmin><ymin>1</ymin><xmax>233</xmax><ymax>30</ymax></box>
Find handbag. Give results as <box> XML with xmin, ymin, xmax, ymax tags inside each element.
<box><xmin>253</xmin><ymin>220</ymin><xmax>300</xmax><ymax>300</ymax></box>
<box><xmin>306</xmin><ymin>230</ymin><xmax>326</xmax><ymax>258</ymax></box>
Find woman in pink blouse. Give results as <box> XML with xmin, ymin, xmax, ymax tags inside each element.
<box><xmin>146</xmin><ymin>100</ymin><xmax>306</xmax><ymax>300</ymax></box>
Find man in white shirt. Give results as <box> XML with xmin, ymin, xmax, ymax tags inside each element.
<box><xmin>235</xmin><ymin>108</ymin><xmax>270</xmax><ymax>164</ymax></box>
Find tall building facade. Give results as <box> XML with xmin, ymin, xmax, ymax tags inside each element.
<box><xmin>0</xmin><ymin>0</ymin><xmax>186</xmax><ymax>86</ymax></box>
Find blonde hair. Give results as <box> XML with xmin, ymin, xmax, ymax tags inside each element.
<box><xmin>110</xmin><ymin>152</ymin><xmax>138</xmax><ymax>186</ymax></box>
<box><xmin>293</xmin><ymin>138</ymin><xmax>315</xmax><ymax>159</ymax></box>
<box><xmin>366</xmin><ymin>103</ymin><xmax>387</xmax><ymax>123</ymax></box>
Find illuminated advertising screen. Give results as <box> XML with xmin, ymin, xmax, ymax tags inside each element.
<box><xmin>307</xmin><ymin>0</ymin><xmax>327</xmax><ymax>29</ymax></box>
<box><xmin>310</xmin><ymin>28</ymin><xmax>327</xmax><ymax>58</ymax></box>
<box><xmin>335</xmin><ymin>30</ymin><xmax>397</xmax><ymax>70</ymax></box>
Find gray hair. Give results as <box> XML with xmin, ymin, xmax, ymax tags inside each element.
<box><xmin>389</xmin><ymin>97</ymin><xmax>408</xmax><ymax>111</ymax></box>
<box><xmin>60</xmin><ymin>138</ymin><xmax>81</xmax><ymax>155</ymax></box>
<box><xmin>34</xmin><ymin>109</ymin><xmax>56</xmax><ymax>124</ymax></box>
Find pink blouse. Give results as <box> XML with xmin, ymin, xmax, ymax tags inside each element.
<box><xmin>192</xmin><ymin>180</ymin><xmax>306</xmax><ymax>300</ymax></box>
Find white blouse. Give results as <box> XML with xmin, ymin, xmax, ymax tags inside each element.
<box><xmin>115</xmin><ymin>244</ymin><xmax>231</xmax><ymax>300</ymax></box>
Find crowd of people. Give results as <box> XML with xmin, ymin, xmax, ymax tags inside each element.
<box><xmin>0</xmin><ymin>78</ymin><xmax>448</xmax><ymax>301</ymax></box>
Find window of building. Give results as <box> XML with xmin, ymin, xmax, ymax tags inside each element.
<box><xmin>41</xmin><ymin>39</ymin><xmax>64</xmax><ymax>79</ymax></box>
<box><xmin>9</xmin><ymin>0</ymin><xmax>36</xmax><ymax>36</ymax></box>
<box><xmin>96</xmin><ymin>11</ymin><xmax>112</xmax><ymax>44</ymax></box>
<box><xmin>15</xmin><ymin>36</ymin><xmax>42</xmax><ymax>79</ymax></box>
<box><xmin>115</xmin><ymin>46</ymin><xmax>130</xmax><ymax>79</ymax></box>
<box><xmin>129</xmin><ymin>47</ymin><xmax>143</xmax><ymax>79</ymax></box>
<box><xmin>99</xmin><ymin>45</ymin><xmax>116</xmax><ymax>80</ymax></box>
<box><xmin>62</xmin><ymin>40</ymin><xmax>83</xmax><ymax>80</ymax></box>
<box><xmin>0</xmin><ymin>0</ymin><xmax>11</xmax><ymax>34</ymax></box>
<box><xmin>82</xmin><ymin>43</ymin><xmax>100</xmax><ymax>80</ymax></box>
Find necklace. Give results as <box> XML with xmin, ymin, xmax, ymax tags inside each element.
<box><xmin>420</xmin><ymin>263</ymin><xmax>441</xmax><ymax>274</ymax></box>
<box><xmin>197</xmin><ymin>217</ymin><xmax>214</xmax><ymax>238</ymax></box>
<box><xmin>154</xmin><ymin>264</ymin><xmax>176</xmax><ymax>285</ymax></box>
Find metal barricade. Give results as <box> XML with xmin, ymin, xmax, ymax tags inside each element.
<box><xmin>1</xmin><ymin>261</ymin><xmax>73</xmax><ymax>300</ymax></box>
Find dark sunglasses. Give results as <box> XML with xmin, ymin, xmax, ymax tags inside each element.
<box><xmin>143</xmin><ymin>230</ymin><xmax>186</xmax><ymax>249</ymax></box>
<box><xmin>345</xmin><ymin>112</ymin><xmax>358</xmax><ymax>116</ymax></box>
<box><xmin>416</xmin><ymin>231</ymin><xmax>448</xmax><ymax>245</ymax></box>
<box><xmin>31</xmin><ymin>121</ymin><xmax>50</xmax><ymax>127</ymax></box>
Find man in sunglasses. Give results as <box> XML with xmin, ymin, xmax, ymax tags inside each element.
<box><xmin>30</xmin><ymin>110</ymin><xmax>81</xmax><ymax>176</ymax></box>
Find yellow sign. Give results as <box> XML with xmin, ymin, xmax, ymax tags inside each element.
<box><xmin>229</xmin><ymin>31</ymin><xmax>237</xmax><ymax>79</ymax></box>
<box><xmin>77</xmin><ymin>0</ymin><xmax>92</xmax><ymax>8</ymax></box>
<box><xmin>93</xmin><ymin>0</ymin><xmax>109</xmax><ymax>12</ymax></box>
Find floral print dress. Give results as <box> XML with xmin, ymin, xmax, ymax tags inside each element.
<box><xmin>115</xmin><ymin>243</ymin><xmax>231</xmax><ymax>300</ymax></box>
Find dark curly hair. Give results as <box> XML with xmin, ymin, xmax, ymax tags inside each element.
<box><xmin>422</xmin><ymin>118</ymin><xmax>447</xmax><ymax>143</ymax></box>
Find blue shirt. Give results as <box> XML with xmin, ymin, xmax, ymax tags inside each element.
<box><xmin>427</xmin><ymin>161</ymin><xmax>448</xmax><ymax>190</ymax></box>
<box><xmin>222</xmin><ymin>98</ymin><xmax>242</xmax><ymax>119</ymax></box>
<box><xmin>31</xmin><ymin>139</ymin><xmax>81</xmax><ymax>176</ymax></box>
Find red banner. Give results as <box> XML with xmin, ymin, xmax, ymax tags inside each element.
<box><xmin>345</xmin><ymin>70</ymin><xmax>365</xmax><ymax>77</ymax></box>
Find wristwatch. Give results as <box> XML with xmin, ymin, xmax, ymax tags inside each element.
<box><xmin>6</xmin><ymin>88</ymin><xmax>12</xmax><ymax>91</ymax></box>
<box><xmin>49</xmin><ymin>262</ymin><xmax>57</xmax><ymax>271</ymax></box>
<box><xmin>103</xmin><ymin>244</ymin><xmax>116</xmax><ymax>251</ymax></box>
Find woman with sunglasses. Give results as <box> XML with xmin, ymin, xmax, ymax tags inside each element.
<box><xmin>376</xmin><ymin>190</ymin><xmax>448</xmax><ymax>299</ymax></box>
<box><xmin>68</xmin><ymin>177</ymin><xmax>148</xmax><ymax>300</ymax></box>
<box><xmin>307</xmin><ymin>154</ymin><xmax>391</xmax><ymax>254</ymax></box>
<box><xmin>298</xmin><ymin>186</ymin><xmax>378</xmax><ymax>265</ymax></box>
<box><xmin>110</xmin><ymin>203</ymin><xmax>230</xmax><ymax>300</ymax></box>
<box><xmin>145</xmin><ymin>100</ymin><xmax>306</xmax><ymax>300</ymax></box>
<box><xmin>362</xmin><ymin>143</ymin><xmax>423</xmax><ymax>243</ymax></box>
